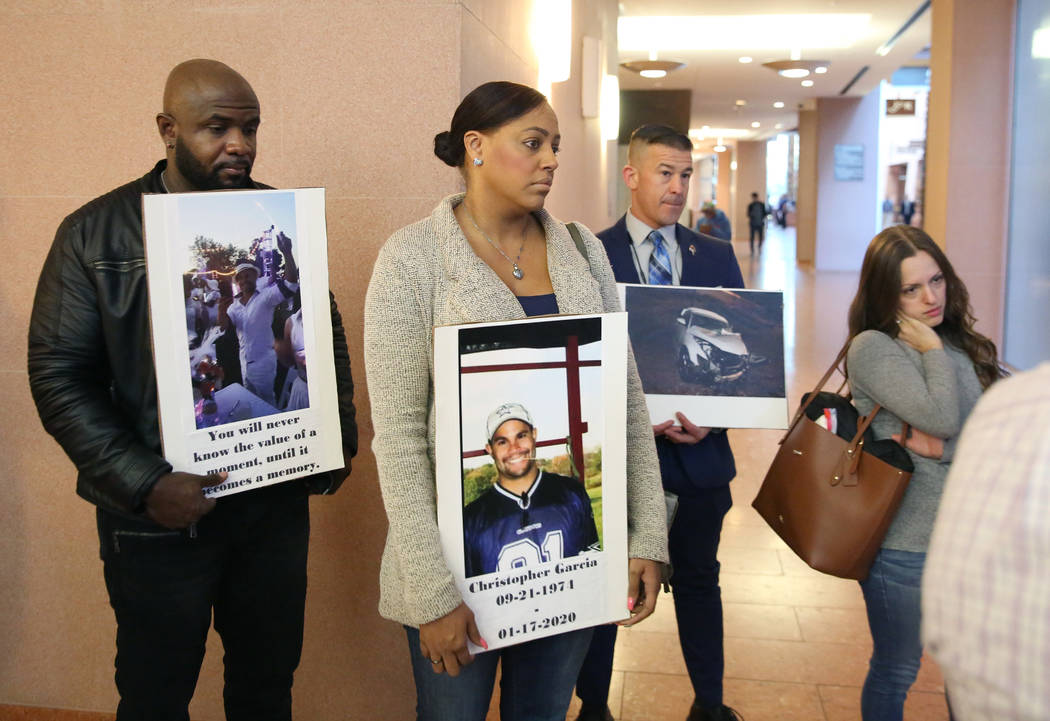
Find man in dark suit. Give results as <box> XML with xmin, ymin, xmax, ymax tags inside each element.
<box><xmin>574</xmin><ymin>125</ymin><xmax>743</xmax><ymax>721</ymax></box>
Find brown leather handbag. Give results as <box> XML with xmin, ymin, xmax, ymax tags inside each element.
<box><xmin>752</xmin><ymin>343</ymin><xmax>913</xmax><ymax>581</ymax></box>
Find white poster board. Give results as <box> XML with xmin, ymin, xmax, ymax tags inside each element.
<box><xmin>434</xmin><ymin>313</ymin><xmax>629</xmax><ymax>651</ymax></box>
<box><xmin>143</xmin><ymin>188</ymin><xmax>343</xmax><ymax>497</ymax></box>
<box><xmin>617</xmin><ymin>284</ymin><xmax>788</xmax><ymax>429</ymax></box>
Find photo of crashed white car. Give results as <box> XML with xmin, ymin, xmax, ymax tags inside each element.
<box><xmin>674</xmin><ymin>307</ymin><xmax>763</xmax><ymax>384</ymax></box>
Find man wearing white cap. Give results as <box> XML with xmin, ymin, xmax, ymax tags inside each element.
<box><xmin>218</xmin><ymin>231</ymin><xmax>298</xmax><ymax>406</ymax></box>
<box><xmin>462</xmin><ymin>402</ymin><xmax>600</xmax><ymax>578</ymax></box>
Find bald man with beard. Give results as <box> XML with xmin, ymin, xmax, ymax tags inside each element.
<box><xmin>28</xmin><ymin>60</ymin><xmax>358</xmax><ymax>720</ymax></box>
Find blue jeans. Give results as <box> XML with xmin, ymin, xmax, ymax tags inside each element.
<box><xmin>406</xmin><ymin>625</ymin><xmax>593</xmax><ymax>721</ymax></box>
<box><xmin>859</xmin><ymin>548</ymin><xmax>925</xmax><ymax>721</ymax></box>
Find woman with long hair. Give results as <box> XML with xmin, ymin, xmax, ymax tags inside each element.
<box><xmin>364</xmin><ymin>81</ymin><xmax>668</xmax><ymax>720</ymax></box>
<box><xmin>845</xmin><ymin>225</ymin><xmax>1003</xmax><ymax>720</ymax></box>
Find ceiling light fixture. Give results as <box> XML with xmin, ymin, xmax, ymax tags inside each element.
<box><xmin>751</xmin><ymin>121</ymin><xmax>761</xmax><ymax>128</ymax></box>
<box><xmin>763</xmin><ymin>60</ymin><xmax>831</xmax><ymax>78</ymax></box>
<box><xmin>620</xmin><ymin>60</ymin><xmax>686</xmax><ymax>78</ymax></box>
<box><xmin>775</xmin><ymin>123</ymin><xmax>783</xmax><ymax>129</ymax></box>
<box><xmin>801</xmin><ymin>79</ymin><xmax>815</xmax><ymax>87</ymax></box>
<box><xmin>739</xmin><ymin>56</ymin><xmax>753</xmax><ymax>63</ymax></box>
<box><xmin>815</xmin><ymin>66</ymin><xmax>828</xmax><ymax>74</ymax></box>
<box><xmin>773</xmin><ymin>101</ymin><xmax>785</xmax><ymax>108</ymax></box>
<box><xmin>735</xmin><ymin>99</ymin><xmax>747</xmax><ymax>106</ymax></box>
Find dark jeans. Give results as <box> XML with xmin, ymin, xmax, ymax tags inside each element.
<box><xmin>406</xmin><ymin>625</ymin><xmax>593</xmax><ymax>721</ymax></box>
<box><xmin>576</xmin><ymin>486</ymin><xmax>732</xmax><ymax>711</ymax></box>
<box><xmin>748</xmin><ymin>224</ymin><xmax>764</xmax><ymax>250</ymax></box>
<box><xmin>99</xmin><ymin>481</ymin><xmax>310</xmax><ymax>721</ymax></box>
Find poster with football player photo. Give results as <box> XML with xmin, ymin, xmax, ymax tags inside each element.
<box><xmin>433</xmin><ymin>313</ymin><xmax>629</xmax><ymax>652</ymax></box>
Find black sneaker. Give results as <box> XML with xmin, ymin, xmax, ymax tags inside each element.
<box><xmin>575</xmin><ymin>704</ymin><xmax>614</xmax><ymax>721</ymax></box>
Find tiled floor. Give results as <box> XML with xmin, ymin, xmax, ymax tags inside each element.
<box><xmin>498</xmin><ymin>226</ymin><xmax>950</xmax><ymax>721</ymax></box>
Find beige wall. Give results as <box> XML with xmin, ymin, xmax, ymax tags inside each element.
<box><xmin>792</xmin><ymin>91</ymin><xmax>881</xmax><ymax>271</ymax></box>
<box><xmin>796</xmin><ymin>109</ymin><xmax>818</xmax><ymax>264</ymax></box>
<box><xmin>925</xmin><ymin>0</ymin><xmax>1015</xmax><ymax>344</ymax></box>
<box><xmin>545</xmin><ymin>0</ymin><xmax>620</xmax><ymax>232</ymax></box>
<box><xmin>813</xmin><ymin>92</ymin><xmax>881</xmax><ymax>271</ymax></box>
<box><xmin>732</xmin><ymin>140</ymin><xmax>767</xmax><ymax>244</ymax></box>
<box><xmin>0</xmin><ymin>1</ymin><xmax>616</xmax><ymax>718</ymax></box>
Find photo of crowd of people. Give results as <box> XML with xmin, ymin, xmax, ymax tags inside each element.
<box><xmin>178</xmin><ymin>191</ymin><xmax>311</xmax><ymax>429</ymax></box>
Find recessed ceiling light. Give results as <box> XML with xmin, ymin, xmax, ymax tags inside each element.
<box><xmin>739</xmin><ymin>56</ymin><xmax>753</xmax><ymax>63</ymax></box>
<box><xmin>640</xmin><ymin>69</ymin><xmax>667</xmax><ymax>78</ymax></box>
<box><xmin>735</xmin><ymin>99</ymin><xmax>747</xmax><ymax>106</ymax></box>
<box><xmin>779</xmin><ymin>68</ymin><xmax>810</xmax><ymax>78</ymax></box>
<box><xmin>751</xmin><ymin>121</ymin><xmax>761</xmax><ymax>128</ymax></box>
<box><xmin>801</xmin><ymin>79</ymin><xmax>815</xmax><ymax>87</ymax></box>
<box><xmin>775</xmin><ymin>123</ymin><xmax>783</xmax><ymax>129</ymax></box>
<box><xmin>773</xmin><ymin>101</ymin><xmax>785</xmax><ymax>108</ymax></box>
<box><xmin>713</xmin><ymin>145</ymin><xmax>727</xmax><ymax>153</ymax></box>
<box><xmin>815</xmin><ymin>66</ymin><xmax>828</xmax><ymax>74</ymax></box>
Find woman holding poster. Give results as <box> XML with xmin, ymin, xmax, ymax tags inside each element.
<box><xmin>364</xmin><ymin>81</ymin><xmax>668</xmax><ymax>720</ymax></box>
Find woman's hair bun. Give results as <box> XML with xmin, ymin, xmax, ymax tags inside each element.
<box><xmin>433</xmin><ymin>131</ymin><xmax>463</xmax><ymax>167</ymax></box>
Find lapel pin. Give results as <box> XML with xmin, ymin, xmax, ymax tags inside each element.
<box><xmin>688</xmin><ymin>244</ymin><xmax>696</xmax><ymax>256</ymax></box>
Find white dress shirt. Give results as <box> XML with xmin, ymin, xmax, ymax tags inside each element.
<box><xmin>625</xmin><ymin>209</ymin><xmax>682</xmax><ymax>285</ymax></box>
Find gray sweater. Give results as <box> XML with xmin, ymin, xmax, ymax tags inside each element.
<box><xmin>364</xmin><ymin>194</ymin><xmax>669</xmax><ymax>627</ymax></box>
<box><xmin>847</xmin><ymin>330</ymin><xmax>983</xmax><ymax>552</ymax></box>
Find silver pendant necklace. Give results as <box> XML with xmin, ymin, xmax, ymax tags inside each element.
<box><xmin>463</xmin><ymin>204</ymin><xmax>527</xmax><ymax>280</ymax></box>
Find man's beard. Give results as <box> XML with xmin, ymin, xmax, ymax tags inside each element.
<box><xmin>174</xmin><ymin>138</ymin><xmax>252</xmax><ymax>191</ymax></box>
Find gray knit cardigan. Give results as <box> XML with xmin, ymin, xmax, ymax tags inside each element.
<box><xmin>364</xmin><ymin>194</ymin><xmax>669</xmax><ymax>627</ymax></box>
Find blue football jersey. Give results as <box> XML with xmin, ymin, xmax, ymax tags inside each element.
<box><xmin>463</xmin><ymin>470</ymin><xmax>600</xmax><ymax>578</ymax></box>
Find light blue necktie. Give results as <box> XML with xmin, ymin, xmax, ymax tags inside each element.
<box><xmin>647</xmin><ymin>230</ymin><xmax>673</xmax><ymax>285</ymax></box>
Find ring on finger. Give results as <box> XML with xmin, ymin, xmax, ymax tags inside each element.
<box><xmin>430</xmin><ymin>658</ymin><xmax>443</xmax><ymax>665</ymax></box>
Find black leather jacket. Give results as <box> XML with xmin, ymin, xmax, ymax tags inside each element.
<box><xmin>28</xmin><ymin>161</ymin><xmax>358</xmax><ymax>519</ymax></box>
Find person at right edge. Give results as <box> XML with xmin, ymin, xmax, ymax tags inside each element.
<box><xmin>574</xmin><ymin>124</ymin><xmax>745</xmax><ymax>721</ymax></box>
<box><xmin>844</xmin><ymin>225</ymin><xmax>1004</xmax><ymax>721</ymax></box>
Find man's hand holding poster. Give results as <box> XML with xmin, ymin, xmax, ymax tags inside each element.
<box><xmin>434</xmin><ymin>314</ymin><xmax>630</xmax><ymax>652</ymax></box>
<box><xmin>143</xmin><ymin>188</ymin><xmax>343</xmax><ymax>497</ymax></box>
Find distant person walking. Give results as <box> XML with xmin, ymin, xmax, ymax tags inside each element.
<box><xmin>900</xmin><ymin>198</ymin><xmax>916</xmax><ymax>226</ymax></box>
<box><xmin>746</xmin><ymin>192</ymin><xmax>768</xmax><ymax>255</ymax></box>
